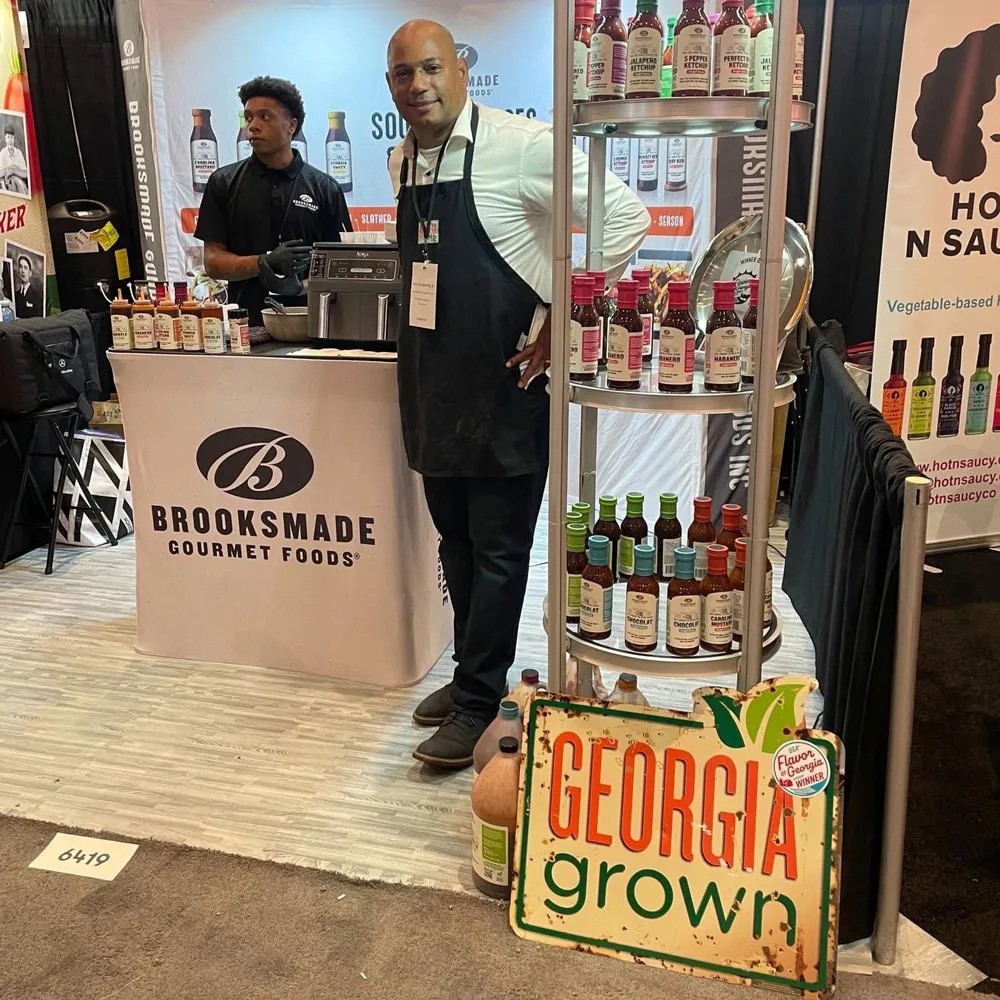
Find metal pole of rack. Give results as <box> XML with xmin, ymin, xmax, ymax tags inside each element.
<box><xmin>547</xmin><ymin>0</ymin><xmax>574</xmax><ymax>696</ymax></box>
<box><xmin>806</xmin><ymin>0</ymin><xmax>836</xmax><ymax>240</ymax></box>
<box><xmin>872</xmin><ymin>475</ymin><xmax>931</xmax><ymax>966</ymax></box>
<box><xmin>738</xmin><ymin>0</ymin><xmax>800</xmax><ymax>694</ymax></box>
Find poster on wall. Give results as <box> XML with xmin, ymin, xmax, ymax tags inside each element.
<box><xmin>873</xmin><ymin>1</ymin><xmax>1000</xmax><ymax>546</ymax></box>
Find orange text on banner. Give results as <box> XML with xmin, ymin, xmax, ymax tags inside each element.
<box><xmin>350</xmin><ymin>207</ymin><xmax>397</xmax><ymax>232</ymax></box>
<box><xmin>647</xmin><ymin>207</ymin><xmax>695</xmax><ymax>237</ymax></box>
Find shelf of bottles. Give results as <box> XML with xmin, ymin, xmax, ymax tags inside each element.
<box><xmin>574</xmin><ymin>96</ymin><xmax>814</xmax><ymax>138</ymax></box>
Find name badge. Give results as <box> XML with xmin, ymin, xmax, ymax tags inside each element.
<box><xmin>410</xmin><ymin>262</ymin><xmax>438</xmax><ymax>330</ymax></box>
<box><xmin>417</xmin><ymin>220</ymin><xmax>440</xmax><ymax>245</ymax></box>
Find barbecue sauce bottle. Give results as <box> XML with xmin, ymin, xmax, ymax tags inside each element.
<box><xmin>574</xmin><ymin>0</ymin><xmax>597</xmax><ymax>102</ymax></box>
<box><xmin>110</xmin><ymin>290</ymin><xmax>133</xmax><ymax>351</ymax></box>
<box><xmin>632</xmin><ymin>268</ymin><xmax>655</xmax><ymax>368</ymax></box>
<box><xmin>618</xmin><ymin>491</ymin><xmax>648</xmax><ymax>580</ymax></box>
<box><xmin>580</xmin><ymin>535</ymin><xmax>614</xmax><ymax>641</ymax></box>
<box><xmin>626</xmin><ymin>0</ymin><xmax>664</xmax><ymax>100</ymax></box>
<box><xmin>589</xmin><ymin>0</ymin><xmax>628</xmax><ymax>101</ymax></box>
<box><xmin>181</xmin><ymin>289</ymin><xmax>204</xmax><ymax>352</ymax></box>
<box><xmin>672</xmin><ymin>0</ymin><xmax>712</xmax><ymax>97</ymax></box>
<box><xmin>594</xmin><ymin>495</ymin><xmax>622</xmax><ymax>582</ymax></box>
<box><xmin>687</xmin><ymin>495</ymin><xmax>716</xmax><ymax>581</ymax></box>
<box><xmin>155</xmin><ymin>284</ymin><xmax>182</xmax><ymax>351</ymax></box>
<box><xmin>131</xmin><ymin>287</ymin><xmax>156</xmax><ymax>350</ymax></box>
<box><xmin>570</xmin><ymin>274</ymin><xmax>601</xmax><ymax>383</ymax></box>
<box><xmin>567</xmin><ymin>522</ymin><xmax>589</xmax><ymax>624</ymax></box>
<box><xmin>654</xmin><ymin>492</ymin><xmax>682</xmax><ymax>580</ymax></box>
<box><xmin>741</xmin><ymin>277</ymin><xmax>759</xmax><ymax>385</ymax></box>
<box><xmin>625</xmin><ymin>544</ymin><xmax>659</xmax><ymax>652</ymax></box>
<box><xmin>607</xmin><ymin>278</ymin><xmax>642</xmax><ymax>389</ymax></box>
<box><xmin>881</xmin><ymin>340</ymin><xmax>907</xmax><ymax>436</ymax></box>
<box><xmin>704</xmin><ymin>280</ymin><xmax>741</xmax><ymax>391</ymax></box>
<box><xmin>716</xmin><ymin>503</ymin><xmax>742</xmax><ymax>572</ymax></box>
<box><xmin>701</xmin><ymin>543</ymin><xmax>733</xmax><ymax>653</ymax></box>
<box><xmin>589</xmin><ymin>271</ymin><xmax>612</xmax><ymax>369</ymax></box>
<box><xmin>937</xmin><ymin>336</ymin><xmax>965</xmax><ymax>438</ymax></box>
<box><xmin>658</xmin><ymin>279</ymin><xmax>696</xmax><ymax>392</ymax></box>
<box><xmin>667</xmin><ymin>546</ymin><xmax>701</xmax><ymax>657</ymax></box>
<box><xmin>713</xmin><ymin>0</ymin><xmax>751</xmax><ymax>96</ymax></box>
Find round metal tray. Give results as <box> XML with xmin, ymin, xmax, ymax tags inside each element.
<box><xmin>573</xmin><ymin>97</ymin><xmax>814</xmax><ymax>138</ymax></box>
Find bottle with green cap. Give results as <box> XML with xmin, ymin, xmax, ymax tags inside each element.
<box><xmin>749</xmin><ymin>0</ymin><xmax>775</xmax><ymax>96</ymax></box>
<box><xmin>666</xmin><ymin>545</ymin><xmax>701</xmax><ymax>656</ymax></box>
<box><xmin>566</xmin><ymin>522</ymin><xmax>589</xmax><ymax>623</ymax></box>
<box><xmin>572</xmin><ymin>501</ymin><xmax>593</xmax><ymax>534</ymax></box>
<box><xmin>580</xmin><ymin>535</ymin><xmax>614</xmax><ymax>641</ymax></box>
<box><xmin>660</xmin><ymin>16</ymin><xmax>677</xmax><ymax>97</ymax></box>
<box><xmin>618</xmin><ymin>492</ymin><xmax>648</xmax><ymax>579</ymax></box>
<box><xmin>625</xmin><ymin>543</ymin><xmax>659</xmax><ymax>651</ymax></box>
<box><xmin>654</xmin><ymin>492</ymin><xmax>682</xmax><ymax>580</ymax></box>
<box><xmin>593</xmin><ymin>495</ymin><xmax>622</xmax><ymax>582</ymax></box>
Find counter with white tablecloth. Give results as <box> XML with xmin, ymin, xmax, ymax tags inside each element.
<box><xmin>110</xmin><ymin>346</ymin><xmax>450</xmax><ymax>686</ymax></box>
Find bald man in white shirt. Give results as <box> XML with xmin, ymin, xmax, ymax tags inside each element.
<box><xmin>387</xmin><ymin>19</ymin><xmax>649</xmax><ymax>768</ymax></box>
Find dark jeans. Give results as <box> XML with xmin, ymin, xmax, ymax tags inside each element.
<box><xmin>422</xmin><ymin>466</ymin><xmax>547</xmax><ymax>719</ymax></box>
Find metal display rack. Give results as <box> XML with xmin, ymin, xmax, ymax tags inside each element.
<box><xmin>547</xmin><ymin>0</ymin><xmax>808</xmax><ymax>698</ymax></box>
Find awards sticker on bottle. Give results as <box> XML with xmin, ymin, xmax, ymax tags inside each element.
<box><xmin>772</xmin><ymin>740</ymin><xmax>831</xmax><ymax>798</ymax></box>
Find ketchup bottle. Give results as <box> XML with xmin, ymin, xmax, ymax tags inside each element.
<box><xmin>712</xmin><ymin>0</ymin><xmax>751</xmax><ymax>97</ymax></box>
<box><xmin>589</xmin><ymin>0</ymin><xmax>628</xmax><ymax>101</ymax></box>
<box><xmin>574</xmin><ymin>0</ymin><xmax>597</xmax><ymax>103</ymax></box>
<box><xmin>672</xmin><ymin>0</ymin><xmax>712</xmax><ymax>97</ymax></box>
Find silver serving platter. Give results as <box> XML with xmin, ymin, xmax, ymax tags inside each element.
<box><xmin>690</xmin><ymin>215</ymin><xmax>813</xmax><ymax>342</ymax></box>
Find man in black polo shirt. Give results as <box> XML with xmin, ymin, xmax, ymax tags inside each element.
<box><xmin>195</xmin><ymin>76</ymin><xmax>352</xmax><ymax>325</ymax></box>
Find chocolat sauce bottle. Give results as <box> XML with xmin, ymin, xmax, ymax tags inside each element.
<box><xmin>580</xmin><ymin>535</ymin><xmax>615</xmax><ymax>641</ymax></box>
<box><xmin>654</xmin><ymin>492</ymin><xmax>682</xmax><ymax>580</ymax></box>
<box><xmin>625</xmin><ymin>544</ymin><xmax>659</xmax><ymax>652</ymax></box>
<box><xmin>618</xmin><ymin>491</ymin><xmax>648</xmax><ymax>580</ymax></box>
<box><xmin>567</xmin><ymin>522</ymin><xmax>589</xmax><ymax>624</ymax></box>
<box><xmin>594</xmin><ymin>495</ymin><xmax>622</xmax><ymax>582</ymax></box>
<box><xmin>667</xmin><ymin>546</ymin><xmax>701</xmax><ymax>657</ymax></box>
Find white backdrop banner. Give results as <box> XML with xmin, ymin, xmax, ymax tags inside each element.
<box><xmin>873</xmin><ymin>1</ymin><xmax>1000</xmax><ymax>545</ymax></box>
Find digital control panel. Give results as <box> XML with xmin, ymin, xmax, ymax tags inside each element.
<box><xmin>309</xmin><ymin>250</ymin><xmax>399</xmax><ymax>283</ymax></box>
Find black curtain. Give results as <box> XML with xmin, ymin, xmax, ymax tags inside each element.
<box><xmin>786</xmin><ymin>0</ymin><xmax>910</xmax><ymax>347</ymax></box>
<box><xmin>24</xmin><ymin>0</ymin><xmax>141</xmax><ymax>293</ymax></box>
<box><xmin>783</xmin><ymin>330</ymin><xmax>921</xmax><ymax>943</ymax></box>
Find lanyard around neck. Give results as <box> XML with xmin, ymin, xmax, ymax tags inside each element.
<box><xmin>409</xmin><ymin>124</ymin><xmax>457</xmax><ymax>261</ymax></box>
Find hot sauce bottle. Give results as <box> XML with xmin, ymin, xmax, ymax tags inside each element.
<box><xmin>741</xmin><ymin>277</ymin><xmax>759</xmax><ymax>385</ymax></box>
<box><xmin>567</xmin><ymin>522</ymin><xmax>589</xmax><ymax>624</ymax></box>
<box><xmin>654</xmin><ymin>491</ymin><xmax>682</xmax><ymax>580</ymax></box>
<box><xmin>626</xmin><ymin>0</ymin><xmax>664</xmax><ymax>100</ymax></box>
<box><xmin>687</xmin><ymin>495</ymin><xmax>716</xmax><ymax>581</ymax></box>
<box><xmin>607</xmin><ymin>278</ymin><xmax>643</xmax><ymax>389</ymax></box>
<box><xmin>201</xmin><ymin>296</ymin><xmax>226</xmax><ymax>354</ymax></box>
<box><xmin>716</xmin><ymin>502</ymin><xmax>742</xmax><ymax>572</ymax></box>
<box><xmin>131</xmin><ymin>286</ymin><xmax>156</xmax><ymax>350</ymax></box>
<box><xmin>731</xmin><ymin>536</ymin><xmax>748</xmax><ymax>645</ymax></box>
<box><xmin>618</xmin><ymin>491</ymin><xmax>648</xmax><ymax>579</ymax></box>
<box><xmin>625</xmin><ymin>544</ymin><xmax>659</xmax><ymax>652</ymax></box>
<box><xmin>966</xmin><ymin>333</ymin><xmax>992</xmax><ymax>435</ymax></box>
<box><xmin>632</xmin><ymin>268</ymin><xmax>655</xmax><ymax>368</ymax></box>
<box><xmin>110</xmin><ymin>289</ymin><xmax>133</xmax><ymax>351</ymax></box>
<box><xmin>701</xmin><ymin>543</ymin><xmax>733</xmax><ymax>653</ymax></box>
<box><xmin>580</xmin><ymin>535</ymin><xmax>614</xmax><ymax>641</ymax></box>
<box><xmin>181</xmin><ymin>288</ymin><xmax>204</xmax><ymax>352</ymax></box>
<box><xmin>704</xmin><ymin>280</ymin><xmax>741</xmax><ymax>392</ymax></box>
<box><xmin>907</xmin><ymin>337</ymin><xmax>936</xmax><ymax>440</ymax></box>
<box><xmin>667</xmin><ymin>546</ymin><xmax>701</xmax><ymax>657</ymax></box>
<box><xmin>589</xmin><ymin>271</ymin><xmax>612</xmax><ymax>369</ymax></box>
<box><xmin>570</xmin><ymin>274</ymin><xmax>601</xmax><ymax>383</ymax></box>
<box><xmin>748</xmin><ymin>0</ymin><xmax>774</xmax><ymax>97</ymax></box>
<box><xmin>155</xmin><ymin>284</ymin><xmax>182</xmax><ymax>351</ymax></box>
<box><xmin>713</xmin><ymin>0</ymin><xmax>751</xmax><ymax>96</ymax></box>
<box><xmin>881</xmin><ymin>340</ymin><xmax>907</xmax><ymax>436</ymax></box>
<box><xmin>937</xmin><ymin>336</ymin><xmax>965</xmax><ymax>438</ymax></box>
<box><xmin>742</xmin><ymin>514</ymin><xmax>773</xmax><ymax>627</ymax></box>
<box><xmin>574</xmin><ymin>0</ymin><xmax>597</xmax><ymax>103</ymax></box>
<box><xmin>672</xmin><ymin>0</ymin><xmax>712</xmax><ymax>97</ymax></box>
<box><xmin>658</xmin><ymin>279</ymin><xmax>696</xmax><ymax>392</ymax></box>
<box><xmin>589</xmin><ymin>0</ymin><xmax>628</xmax><ymax>102</ymax></box>
<box><xmin>594</xmin><ymin>495</ymin><xmax>622</xmax><ymax>581</ymax></box>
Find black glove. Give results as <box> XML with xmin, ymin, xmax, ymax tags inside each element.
<box><xmin>258</xmin><ymin>240</ymin><xmax>311</xmax><ymax>296</ymax></box>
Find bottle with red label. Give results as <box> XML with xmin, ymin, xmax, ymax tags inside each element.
<box><xmin>658</xmin><ymin>279</ymin><xmax>695</xmax><ymax>392</ymax></box>
<box><xmin>700</xmin><ymin>543</ymin><xmax>734</xmax><ymax>653</ymax></box>
<box><xmin>704</xmin><ymin>280</ymin><xmax>741</xmax><ymax>391</ymax></box>
<box><xmin>741</xmin><ymin>277</ymin><xmax>759</xmax><ymax>385</ymax></box>
<box><xmin>574</xmin><ymin>0</ymin><xmax>597</xmax><ymax>102</ymax></box>
<box><xmin>570</xmin><ymin>274</ymin><xmax>601</xmax><ymax>383</ymax></box>
<box><xmin>687</xmin><ymin>495</ymin><xmax>716</xmax><ymax>581</ymax></box>
<box><xmin>672</xmin><ymin>0</ymin><xmax>712</xmax><ymax>96</ymax></box>
<box><xmin>632</xmin><ymin>268</ymin><xmax>655</xmax><ymax>368</ymax></box>
<box><xmin>625</xmin><ymin>0</ymin><xmax>664</xmax><ymax>100</ymax></box>
<box><xmin>607</xmin><ymin>279</ymin><xmax>642</xmax><ymax>389</ymax></box>
<box><xmin>713</xmin><ymin>0</ymin><xmax>751</xmax><ymax>96</ymax></box>
<box><xmin>589</xmin><ymin>270</ymin><xmax>612</xmax><ymax>369</ymax></box>
<box><xmin>589</xmin><ymin>0</ymin><xmax>628</xmax><ymax>101</ymax></box>
<box><xmin>881</xmin><ymin>340</ymin><xmax>907</xmax><ymax>436</ymax></box>
<box><xmin>716</xmin><ymin>503</ymin><xmax>742</xmax><ymax>573</ymax></box>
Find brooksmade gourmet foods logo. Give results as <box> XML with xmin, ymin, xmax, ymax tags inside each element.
<box><xmin>197</xmin><ymin>427</ymin><xmax>314</xmax><ymax>501</ymax></box>
<box><xmin>455</xmin><ymin>42</ymin><xmax>500</xmax><ymax>98</ymax></box>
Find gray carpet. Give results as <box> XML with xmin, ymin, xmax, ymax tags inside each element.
<box><xmin>0</xmin><ymin>816</ymin><xmax>974</xmax><ymax>1000</ymax></box>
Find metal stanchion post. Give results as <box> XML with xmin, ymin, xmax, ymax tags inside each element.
<box><xmin>547</xmin><ymin>0</ymin><xmax>573</xmax><ymax>696</ymax></box>
<box><xmin>806</xmin><ymin>0</ymin><xmax>835</xmax><ymax>241</ymax></box>
<box><xmin>872</xmin><ymin>475</ymin><xmax>931</xmax><ymax>966</ymax></box>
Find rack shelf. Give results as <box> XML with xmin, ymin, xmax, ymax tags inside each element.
<box><xmin>543</xmin><ymin>594</ymin><xmax>782</xmax><ymax>678</ymax></box>
<box><xmin>569</xmin><ymin>369</ymin><xmax>796</xmax><ymax>415</ymax></box>
<box><xmin>573</xmin><ymin>97</ymin><xmax>814</xmax><ymax>138</ymax></box>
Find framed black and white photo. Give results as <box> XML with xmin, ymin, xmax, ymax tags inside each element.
<box><xmin>0</xmin><ymin>110</ymin><xmax>31</xmax><ymax>200</ymax></box>
<box><xmin>0</xmin><ymin>257</ymin><xmax>14</xmax><ymax>321</ymax></box>
<box><xmin>6</xmin><ymin>241</ymin><xmax>45</xmax><ymax>318</ymax></box>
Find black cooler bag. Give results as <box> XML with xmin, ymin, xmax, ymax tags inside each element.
<box><xmin>0</xmin><ymin>310</ymin><xmax>101</xmax><ymax>418</ymax></box>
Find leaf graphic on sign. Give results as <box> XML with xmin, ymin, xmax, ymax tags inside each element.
<box><xmin>745</xmin><ymin>683</ymin><xmax>809</xmax><ymax>754</ymax></box>
<box><xmin>702</xmin><ymin>693</ymin><xmax>746</xmax><ymax>749</ymax></box>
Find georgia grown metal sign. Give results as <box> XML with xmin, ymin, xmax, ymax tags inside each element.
<box><xmin>511</xmin><ymin>677</ymin><xmax>842</xmax><ymax>997</ymax></box>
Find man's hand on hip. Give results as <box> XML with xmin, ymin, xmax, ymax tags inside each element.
<box><xmin>506</xmin><ymin>311</ymin><xmax>551</xmax><ymax>390</ymax></box>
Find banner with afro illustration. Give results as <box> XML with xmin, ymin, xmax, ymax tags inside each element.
<box><xmin>873</xmin><ymin>2</ymin><xmax>1000</xmax><ymax>546</ymax></box>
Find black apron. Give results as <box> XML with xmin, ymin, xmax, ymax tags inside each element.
<box><xmin>396</xmin><ymin>105</ymin><xmax>548</xmax><ymax>479</ymax></box>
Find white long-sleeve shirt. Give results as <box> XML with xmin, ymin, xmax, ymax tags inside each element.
<box><xmin>388</xmin><ymin>99</ymin><xmax>650</xmax><ymax>302</ymax></box>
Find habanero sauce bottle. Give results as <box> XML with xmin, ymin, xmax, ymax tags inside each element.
<box><xmin>716</xmin><ymin>502</ymin><xmax>742</xmax><ymax>573</ymax></box>
<box><xmin>701</xmin><ymin>543</ymin><xmax>734</xmax><ymax>654</ymax></box>
<box><xmin>654</xmin><ymin>491</ymin><xmax>682</xmax><ymax>580</ymax></box>
<box><xmin>566</xmin><ymin>522</ymin><xmax>589</xmax><ymax>624</ymax></box>
<box><xmin>966</xmin><ymin>333</ymin><xmax>992</xmax><ymax>435</ymax></box>
<box><xmin>607</xmin><ymin>278</ymin><xmax>643</xmax><ymax>390</ymax></box>
<box><xmin>589</xmin><ymin>270</ymin><xmax>613</xmax><ymax>369</ymax></box>
<box><xmin>687</xmin><ymin>495</ymin><xmax>716</xmax><ymax>581</ymax></box>
<box><xmin>741</xmin><ymin>277</ymin><xmax>759</xmax><ymax>385</ymax></box>
<box><xmin>625</xmin><ymin>0</ymin><xmax>665</xmax><ymax>100</ymax></box>
<box><xmin>672</xmin><ymin>0</ymin><xmax>712</xmax><ymax>97</ymax></box>
<box><xmin>594</xmin><ymin>495</ymin><xmax>622</xmax><ymax>582</ymax></box>
<box><xmin>580</xmin><ymin>535</ymin><xmax>615</xmax><ymax>641</ymax></box>
<box><xmin>589</xmin><ymin>0</ymin><xmax>628</xmax><ymax>101</ymax></box>
<box><xmin>658</xmin><ymin>279</ymin><xmax>695</xmax><ymax>392</ymax></box>
<box><xmin>570</xmin><ymin>274</ymin><xmax>601</xmax><ymax>383</ymax></box>
<box><xmin>667</xmin><ymin>546</ymin><xmax>701</xmax><ymax>657</ymax></box>
<box><xmin>625</xmin><ymin>544</ymin><xmax>659</xmax><ymax>652</ymax></box>
<box><xmin>704</xmin><ymin>280</ymin><xmax>742</xmax><ymax>392</ymax></box>
<box><xmin>937</xmin><ymin>335</ymin><xmax>965</xmax><ymax>438</ymax></box>
<box><xmin>731</xmin><ymin>536</ymin><xmax>748</xmax><ymax>645</ymax></box>
<box><xmin>881</xmin><ymin>339</ymin><xmax>907</xmax><ymax>436</ymax></box>
<box><xmin>574</xmin><ymin>0</ymin><xmax>597</xmax><ymax>103</ymax></box>
<box><xmin>712</xmin><ymin>0</ymin><xmax>751</xmax><ymax>97</ymax></box>
<box><xmin>633</xmin><ymin>268</ymin><xmax>655</xmax><ymax>367</ymax></box>
<box><xmin>618</xmin><ymin>491</ymin><xmax>648</xmax><ymax>580</ymax></box>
